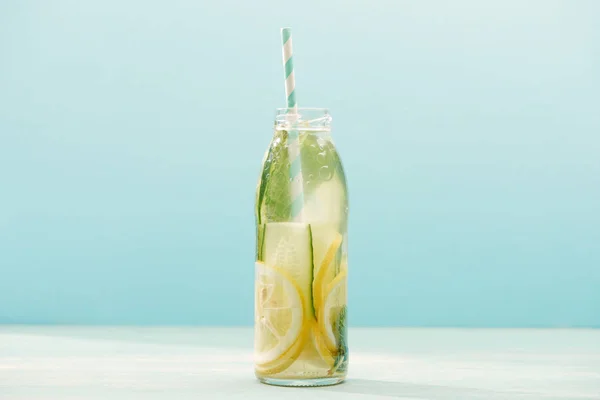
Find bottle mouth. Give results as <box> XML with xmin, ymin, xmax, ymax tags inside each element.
<box><xmin>275</xmin><ymin>108</ymin><xmax>331</xmax><ymax>129</ymax></box>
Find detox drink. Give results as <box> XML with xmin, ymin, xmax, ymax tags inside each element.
<box><xmin>254</xmin><ymin>108</ymin><xmax>348</xmax><ymax>386</ymax></box>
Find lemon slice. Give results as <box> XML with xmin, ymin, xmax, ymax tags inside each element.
<box><xmin>311</xmin><ymin>320</ymin><xmax>336</xmax><ymax>369</ymax></box>
<box><xmin>259</xmin><ymin>321</ymin><xmax>334</xmax><ymax>378</ymax></box>
<box><xmin>255</xmin><ymin>334</ymin><xmax>306</xmax><ymax>376</ymax></box>
<box><xmin>312</xmin><ymin>231</ymin><xmax>343</xmax><ymax>318</ymax></box>
<box><xmin>319</xmin><ymin>269</ymin><xmax>347</xmax><ymax>353</ymax></box>
<box><xmin>254</xmin><ymin>261</ymin><xmax>305</xmax><ymax>366</ymax></box>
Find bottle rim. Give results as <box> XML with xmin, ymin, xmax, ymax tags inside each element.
<box><xmin>274</xmin><ymin>108</ymin><xmax>331</xmax><ymax>128</ymax></box>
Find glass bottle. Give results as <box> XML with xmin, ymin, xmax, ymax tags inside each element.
<box><xmin>254</xmin><ymin>108</ymin><xmax>348</xmax><ymax>387</ymax></box>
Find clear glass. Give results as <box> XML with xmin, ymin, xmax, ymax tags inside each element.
<box><xmin>254</xmin><ymin>108</ymin><xmax>349</xmax><ymax>387</ymax></box>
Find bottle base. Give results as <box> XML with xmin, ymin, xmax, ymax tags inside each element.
<box><xmin>258</xmin><ymin>376</ymin><xmax>345</xmax><ymax>387</ymax></box>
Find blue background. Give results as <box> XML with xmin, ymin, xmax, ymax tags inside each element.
<box><xmin>1</xmin><ymin>0</ymin><xmax>599</xmax><ymax>327</ymax></box>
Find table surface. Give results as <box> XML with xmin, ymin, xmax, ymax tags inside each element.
<box><xmin>1</xmin><ymin>327</ymin><xmax>599</xmax><ymax>399</ymax></box>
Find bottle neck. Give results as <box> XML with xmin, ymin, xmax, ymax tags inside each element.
<box><xmin>274</xmin><ymin>108</ymin><xmax>332</xmax><ymax>137</ymax></box>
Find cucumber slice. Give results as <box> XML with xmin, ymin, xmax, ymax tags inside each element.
<box><xmin>263</xmin><ymin>222</ymin><xmax>315</xmax><ymax>318</ymax></box>
<box><xmin>259</xmin><ymin>130</ymin><xmax>292</xmax><ymax>223</ymax></box>
<box><xmin>303</xmin><ymin>176</ymin><xmax>347</xmax><ymax>227</ymax></box>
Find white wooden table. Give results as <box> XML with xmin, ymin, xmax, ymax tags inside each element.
<box><xmin>1</xmin><ymin>327</ymin><xmax>599</xmax><ymax>399</ymax></box>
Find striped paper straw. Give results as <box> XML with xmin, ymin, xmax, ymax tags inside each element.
<box><xmin>281</xmin><ymin>27</ymin><xmax>304</xmax><ymax>221</ymax></box>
